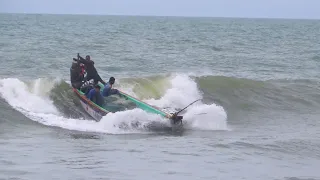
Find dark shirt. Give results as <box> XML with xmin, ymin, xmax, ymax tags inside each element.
<box><xmin>86</xmin><ymin>88</ymin><xmax>104</xmax><ymax>106</ymax></box>
<box><xmin>70</xmin><ymin>59</ymin><xmax>82</xmax><ymax>83</ymax></box>
<box><xmin>77</xmin><ymin>57</ymin><xmax>98</xmax><ymax>75</ymax></box>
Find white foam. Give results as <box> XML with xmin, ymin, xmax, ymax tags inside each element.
<box><xmin>145</xmin><ymin>74</ymin><xmax>202</xmax><ymax>108</ymax></box>
<box><xmin>0</xmin><ymin>78</ymin><xmax>168</xmax><ymax>134</ymax></box>
<box><xmin>24</xmin><ymin>109</ymin><xmax>166</xmax><ymax>134</ymax></box>
<box><xmin>183</xmin><ymin>103</ymin><xmax>229</xmax><ymax>130</ymax></box>
<box><xmin>0</xmin><ymin>78</ymin><xmax>58</xmax><ymax>114</ymax></box>
<box><xmin>144</xmin><ymin>73</ymin><xmax>229</xmax><ymax>131</ymax></box>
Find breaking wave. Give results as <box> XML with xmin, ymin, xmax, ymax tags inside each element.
<box><xmin>0</xmin><ymin>74</ymin><xmax>229</xmax><ymax>134</ymax></box>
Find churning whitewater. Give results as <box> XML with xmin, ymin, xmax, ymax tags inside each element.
<box><xmin>0</xmin><ymin>74</ymin><xmax>229</xmax><ymax>134</ymax></box>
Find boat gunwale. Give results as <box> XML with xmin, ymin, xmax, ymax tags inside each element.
<box><xmin>73</xmin><ymin>88</ymin><xmax>109</xmax><ymax>115</ymax></box>
<box><xmin>73</xmin><ymin>83</ymin><xmax>173</xmax><ymax>120</ymax></box>
<box><xmin>117</xmin><ymin>90</ymin><xmax>172</xmax><ymax>118</ymax></box>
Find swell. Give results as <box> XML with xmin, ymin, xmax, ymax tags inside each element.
<box><xmin>195</xmin><ymin>75</ymin><xmax>320</xmax><ymax>113</ymax></box>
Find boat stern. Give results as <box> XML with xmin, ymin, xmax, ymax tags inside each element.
<box><xmin>167</xmin><ymin>113</ymin><xmax>183</xmax><ymax>125</ymax></box>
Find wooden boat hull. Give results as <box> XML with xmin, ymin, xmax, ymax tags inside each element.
<box><xmin>73</xmin><ymin>87</ymin><xmax>109</xmax><ymax>121</ymax></box>
<box><xmin>72</xmin><ymin>83</ymin><xmax>184</xmax><ymax>129</ymax></box>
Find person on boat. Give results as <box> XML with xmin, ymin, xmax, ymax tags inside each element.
<box><xmin>86</xmin><ymin>84</ymin><xmax>105</xmax><ymax>106</ymax></box>
<box><xmin>77</xmin><ymin>53</ymin><xmax>106</xmax><ymax>86</ymax></box>
<box><xmin>79</xmin><ymin>63</ymin><xmax>85</xmax><ymax>80</ymax></box>
<box><xmin>70</xmin><ymin>57</ymin><xmax>84</xmax><ymax>89</ymax></box>
<box><xmin>102</xmin><ymin>77</ymin><xmax>120</xmax><ymax>97</ymax></box>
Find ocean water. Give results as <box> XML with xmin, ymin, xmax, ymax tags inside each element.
<box><xmin>0</xmin><ymin>13</ymin><xmax>320</xmax><ymax>180</ymax></box>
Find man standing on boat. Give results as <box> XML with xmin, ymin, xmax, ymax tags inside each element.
<box><xmin>102</xmin><ymin>77</ymin><xmax>120</xmax><ymax>97</ymax></box>
<box><xmin>77</xmin><ymin>53</ymin><xmax>106</xmax><ymax>86</ymax></box>
<box><xmin>70</xmin><ymin>57</ymin><xmax>84</xmax><ymax>89</ymax></box>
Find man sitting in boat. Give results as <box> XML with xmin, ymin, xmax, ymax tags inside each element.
<box><xmin>86</xmin><ymin>84</ymin><xmax>105</xmax><ymax>107</ymax></box>
<box><xmin>77</xmin><ymin>54</ymin><xmax>106</xmax><ymax>86</ymax></box>
<box><xmin>70</xmin><ymin>57</ymin><xmax>85</xmax><ymax>89</ymax></box>
<box><xmin>102</xmin><ymin>77</ymin><xmax>120</xmax><ymax>97</ymax></box>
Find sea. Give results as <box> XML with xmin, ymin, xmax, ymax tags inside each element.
<box><xmin>0</xmin><ymin>13</ymin><xmax>320</xmax><ymax>180</ymax></box>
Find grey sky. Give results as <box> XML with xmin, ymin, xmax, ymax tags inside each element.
<box><xmin>0</xmin><ymin>0</ymin><xmax>319</xmax><ymax>19</ymax></box>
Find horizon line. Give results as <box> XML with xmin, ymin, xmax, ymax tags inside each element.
<box><xmin>0</xmin><ymin>12</ymin><xmax>320</xmax><ymax>21</ymax></box>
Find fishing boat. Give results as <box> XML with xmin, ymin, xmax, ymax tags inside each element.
<box><xmin>72</xmin><ymin>82</ymin><xmax>185</xmax><ymax>130</ymax></box>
